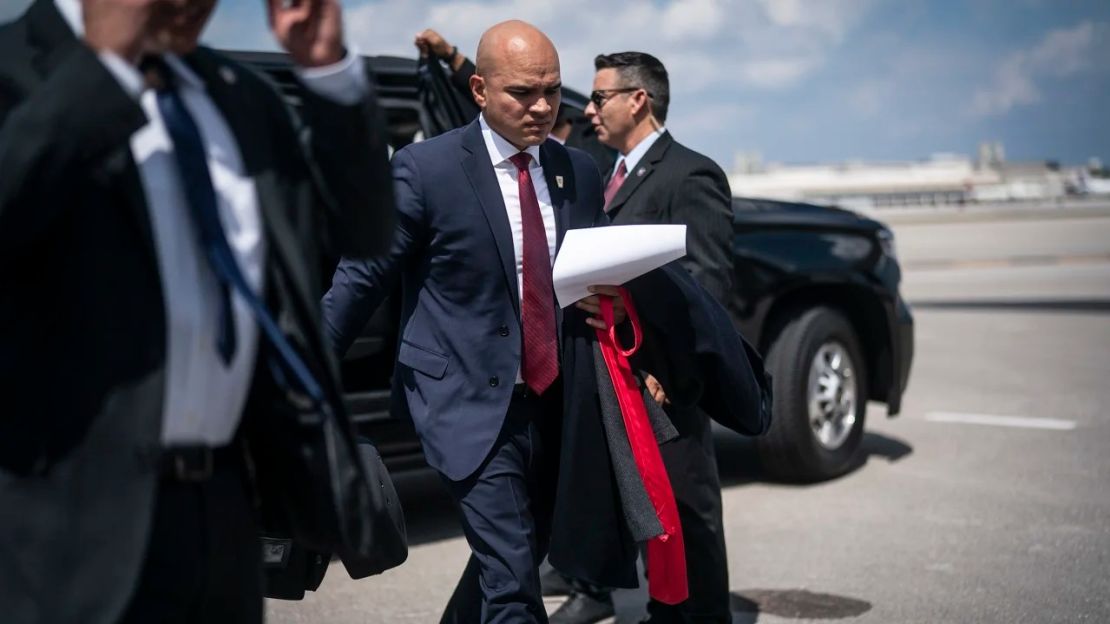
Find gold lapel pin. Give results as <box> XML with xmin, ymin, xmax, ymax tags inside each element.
<box><xmin>555</xmin><ymin>175</ymin><xmax>564</xmax><ymax>188</ymax></box>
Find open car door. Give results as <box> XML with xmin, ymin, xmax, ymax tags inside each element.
<box><xmin>417</xmin><ymin>56</ymin><xmax>479</xmax><ymax>137</ymax></box>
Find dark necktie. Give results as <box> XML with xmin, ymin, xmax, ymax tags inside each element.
<box><xmin>144</xmin><ymin>56</ymin><xmax>328</xmax><ymax>405</ymax></box>
<box><xmin>509</xmin><ymin>153</ymin><xmax>558</xmax><ymax>395</ymax></box>
<box><xmin>603</xmin><ymin>160</ymin><xmax>627</xmax><ymax>212</ymax></box>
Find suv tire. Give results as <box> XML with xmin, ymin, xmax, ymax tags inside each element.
<box><xmin>757</xmin><ymin>306</ymin><xmax>868</xmax><ymax>482</ymax></box>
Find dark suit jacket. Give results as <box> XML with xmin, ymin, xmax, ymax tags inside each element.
<box><xmin>0</xmin><ymin>1</ymin><xmax>394</xmax><ymax>621</ymax></box>
<box><xmin>626</xmin><ymin>263</ymin><xmax>773</xmax><ymax>438</ymax></box>
<box><xmin>605</xmin><ymin>131</ymin><xmax>733</xmax><ymax>306</ymax></box>
<box><xmin>323</xmin><ymin>119</ymin><xmax>607</xmax><ymax>482</ymax></box>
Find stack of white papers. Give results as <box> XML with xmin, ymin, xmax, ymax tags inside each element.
<box><xmin>552</xmin><ymin>224</ymin><xmax>687</xmax><ymax>308</ymax></box>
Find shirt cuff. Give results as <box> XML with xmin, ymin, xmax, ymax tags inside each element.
<box><xmin>295</xmin><ymin>49</ymin><xmax>368</xmax><ymax>106</ymax></box>
<box><xmin>97</xmin><ymin>51</ymin><xmax>144</xmax><ymax>99</ymax></box>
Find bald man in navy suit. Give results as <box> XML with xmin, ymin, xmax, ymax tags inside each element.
<box><xmin>324</xmin><ymin>20</ymin><xmax>626</xmax><ymax>623</ymax></box>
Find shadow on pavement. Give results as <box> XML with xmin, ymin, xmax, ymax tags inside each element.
<box><xmin>730</xmin><ymin>588</ymin><xmax>872</xmax><ymax>620</ymax></box>
<box><xmin>859</xmin><ymin>431</ymin><xmax>913</xmax><ymax>463</ymax></box>
<box><xmin>715</xmin><ymin>431</ymin><xmax>914</xmax><ymax>488</ymax></box>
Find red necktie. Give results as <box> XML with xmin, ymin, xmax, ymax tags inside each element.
<box><xmin>509</xmin><ymin>153</ymin><xmax>559</xmax><ymax>395</ymax></box>
<box><xmin>603</xmin><ymin>160</ymin><xmax>627</xmax><ymax>212</ymax></box>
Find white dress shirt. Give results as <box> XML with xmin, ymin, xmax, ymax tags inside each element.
<box><xmin>477</xmin><ymin>114</ymin><xmax>558</xmax><ymax>383</ymax></box>
<box><xmin>614</xmin><ymin>127</ymin><xmax>667</xmax><ymax>179</ymax></box>
<box><xmin>56</xmin><ymin>0</ymin><xmax>367</xmax><ymax>445</ymax></box>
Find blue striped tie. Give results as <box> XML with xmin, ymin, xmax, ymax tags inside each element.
<box><xmin>145</xmin><ymin>56</ymin><xmax>327</xmax><ymax>405</ymax></box>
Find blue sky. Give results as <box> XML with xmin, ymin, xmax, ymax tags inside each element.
<box><xmin>5</xmin><ymin>0</ymin><xmax>1108</xmax><ymax>170</ymax></box>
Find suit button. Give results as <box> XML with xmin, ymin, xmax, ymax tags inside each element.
<box><xmin>489</xmin><ymin>376</ymin><xmax>500</xmax><ymax>387</ymax></box>
<box><xmin>498</xmin><ymin>325</ymin><xmax>510</xmax><ymax>337</ymax></box>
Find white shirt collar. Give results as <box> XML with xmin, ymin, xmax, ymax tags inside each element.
<box><xmin>54</xmin><ymin>0</ymin><xmax>206</xmax><ymax>93</ymax></box>
<box><xmin>54</xmin><ymin>0</ymin><xmax>82</xmax><ymax>36</ymax></box>
<box><xmin>617</xmin><ymin>127</ymin><xmax>666</xmax><ymax>175</ymax></box>
<box><xmin>479</xmin><ymin>113</ymin><xmax>542</xmax><ymax>169</ymax></box>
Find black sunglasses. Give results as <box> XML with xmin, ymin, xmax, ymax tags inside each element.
<box><xmin>589</xmin><ymin>87</ymin><xmax>653</xmax><ymax>108</ymax></box>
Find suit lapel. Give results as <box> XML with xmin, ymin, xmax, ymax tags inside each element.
<box><xmin>115</xmin><ymin>156</ymin><xmax>158</xmax><ymax>264</ymax></box>
<box><xmin>188</xmin><ymin>49</ymin><xmax>350</xmax><ymax>390</ymax></box>
<box><xmin>539</xmin><ymin>141</ymin><xmax>575</xmax><ymax>348</ymax></box>
<box><xmin>461</xmin><ymin>122</ymin><xmax>521</xmax><ymax>316</ymax></box>
<box><xmin>185</xmin><ymin>48</ymin><xmax>318</xmax><ymax>327</ymax></box>
<box><xmin>26</xmin><ymin>0</ymin><xmax>77</xmax><ymax>77</ymax></box>
<box><xmin>605</xmin><ymin>131</ymin><xmax>673</xmax><ymax>217</ymax></box>
<box><xmin>184</xmin><ymin>49</ymin><xmax>268</xmax><ymax>176</ymax></box>
<box><xmin>540</xmin><ymin>140</ymin><xmax>573</xmax><ymax>253</ymax></box>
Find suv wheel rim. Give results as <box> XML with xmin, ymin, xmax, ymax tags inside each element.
<box><xmin>807</xmin><ymin>341</ymin><xmax>857</xmax><ymax>450</ymax></box>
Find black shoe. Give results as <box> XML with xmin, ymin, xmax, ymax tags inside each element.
<box><xmin>549</xmin><ymin>591</ymin><xmax>616</xmax><ymax>624</ymax></box>
<box><xmin>540</xmin><ymin>567</ymin><xmax>574</xmax><ymax>597</ymax></box>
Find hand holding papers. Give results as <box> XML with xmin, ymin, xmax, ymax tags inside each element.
<box><xmin>552</xmin><ymin>224</ymin><xmax>688</xmax><ymax>308</ymax></box>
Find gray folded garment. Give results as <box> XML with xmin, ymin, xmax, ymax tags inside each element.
<box><xmin>592</xmin><ymin>341</ymin><xmax>679</xmax><ymax>543</ymax></box>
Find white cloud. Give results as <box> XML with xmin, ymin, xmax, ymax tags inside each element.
<box><xmin>972</xmin><ymin>20</ymin><xmax>1108</xmax><ymax>116</ymax></box>
<box><xmin>757</xmin><ymin>0</ymin><xmax>874</xmax><ymax>40</ymax></box>
<box><xmin>739</xmin><ymin>57</ymin><xmax>820</xmax><ymax>88</ymax></box>
<box><xmin>661</xmin><ymin>0</ymin><xmax>727</xmax><ymax>42</ymax></box>
<box><xmin>1026</xmin><ymin>20</ymin><xmax>1097</xmax><ymax>74</ymax></box>
<box><xmin>196</xmin><ymin>0</ymin><xmax>877</xmax><ymax>166</ymax></box>
<box><xmin>336</xmin><ymin>0</ymin><xmax>871</xmax><ymax>95</ymax></box>
<box><xmin>192</xmin><ymin>0</ymin><xmax>887</xmax><ymax>165</ymax></box>
<box><xmin>760</xmin><ymin>0</ymin><xmax>804</xmax><ymax>27</ymax></box>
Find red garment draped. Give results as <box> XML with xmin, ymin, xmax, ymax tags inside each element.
<box><xmin>594</xmin><ymin>290</ymin><xmax>688</xmax><ymax>605</ymax></box>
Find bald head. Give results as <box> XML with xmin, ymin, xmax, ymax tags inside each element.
<box><xmin>474</xmin><ymin>20</ymin><xmax>559</xmax><ymax>78</ymax></box>
<box><xmin>470</xmin><ymin>21</ymin><xmax>562</xmax><ymax>149</ymax></box>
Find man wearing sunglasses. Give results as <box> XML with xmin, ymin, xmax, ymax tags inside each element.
<box><xmin>553</xmin><ymin>52</ymin><xmax>734</xmax><ymax>624</ymax></box>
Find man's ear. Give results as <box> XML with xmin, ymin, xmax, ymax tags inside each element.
<box><xmin>470</xmin><ymin>75</ymin><xmax>487</xmax><ymax>108</ymax></box>
<box><xmin>630</xmin><ymin>89</ymin><xmax>651</xmax><ymax>118</ymax></box>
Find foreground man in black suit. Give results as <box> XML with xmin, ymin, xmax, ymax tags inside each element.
<box><xmin>552</xmin><ymin>51</ymin><xmax>735</xmax><ymax>624</ymax></box>
<box><xmin>0</xmin><ymin>0</ymin><xmax>394</xmax><ymax>622</ymax></box>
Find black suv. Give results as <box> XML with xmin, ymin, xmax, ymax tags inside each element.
<box><xmin>234</xmin><ymin>51</ymin><xmax>914</xmax><ymax>482</ymax></box>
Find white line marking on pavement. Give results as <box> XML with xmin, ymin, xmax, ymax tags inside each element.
<box><xmin>924</xmin><ymin>412</ymin><xmax>1077</xmax><ymax>430</ymax></box>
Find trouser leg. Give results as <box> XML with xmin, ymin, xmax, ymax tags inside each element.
<box><xmin>647</xmin><ymin>409</ymin><xmax>730</xmax><ymax>623</ymax></box>
<box><xmin>440</xmin><ymin>393</ymin><xmax>558</xmax><ymax>624</ymax></box>
<box><xmin>119</xmin><ymin>446</ymin><xmax>262</xmax><ymax>624</ymax></box>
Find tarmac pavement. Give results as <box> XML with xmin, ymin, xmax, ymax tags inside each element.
<box><xmin>268</xmin><ymin>208</ymin><xmax>1110</xmax><ymax>623</ymax></box>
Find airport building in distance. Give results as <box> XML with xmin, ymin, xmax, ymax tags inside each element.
<box><xmin>728</xmin><ymin>142</ymin><xmax>1108</xmax><ymax>211</ymax></box>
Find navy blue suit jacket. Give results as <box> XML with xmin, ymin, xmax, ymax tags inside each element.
<box><xmin>323</xmin><ymin>120</ymin><xmax>606</xmax><ymax>481</ymax></box>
